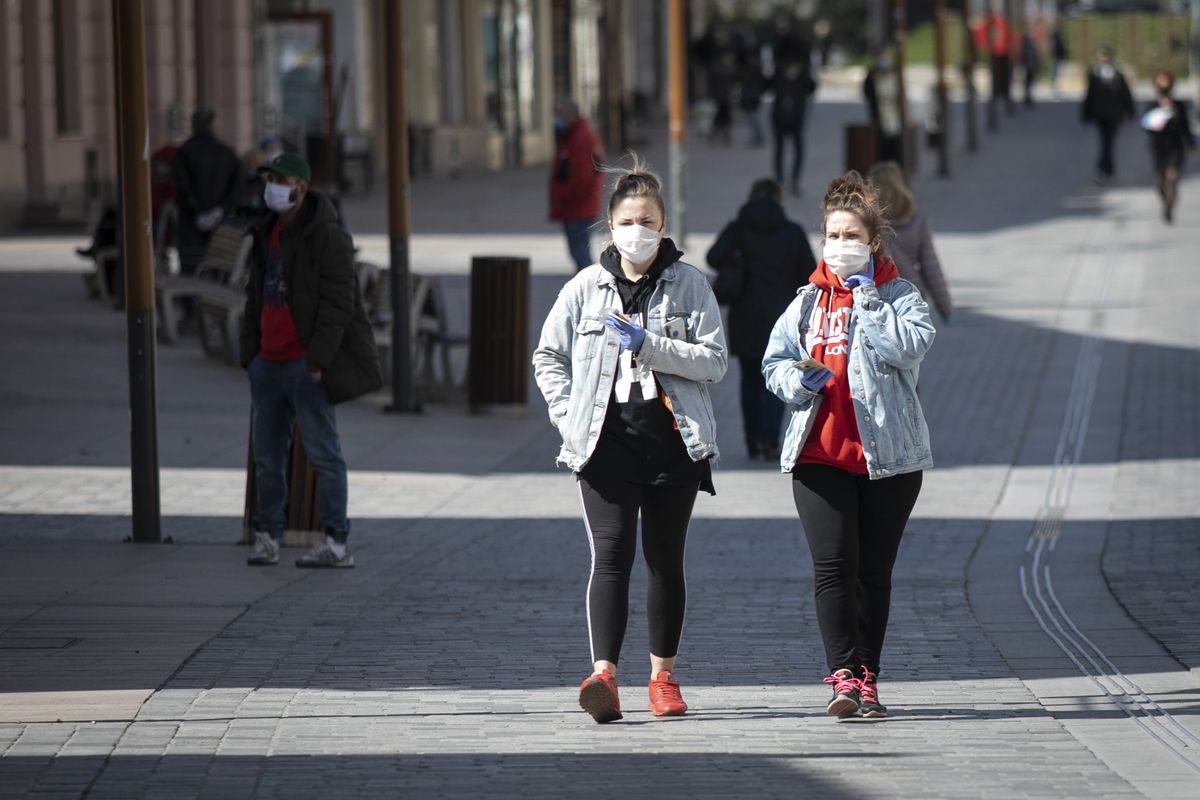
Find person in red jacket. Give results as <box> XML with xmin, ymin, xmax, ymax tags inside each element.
<box><xmin>762</xmin><ymin>172</ymin><xmax>935</xmax><ymax>720</ymax></box>
<box><xmin>548</xmin><ymin>99</ymin><xmax>605</xmax><ymax>271</ymax></box>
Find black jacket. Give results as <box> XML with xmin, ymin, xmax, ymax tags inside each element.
<box><xmin>771</xmin><ymin>66</ymin><xmax>817</xmax><ymax>129</ymax></box>
<box><xmin>1082</xmin><ymin>66</ymin><xmax>1134</xmax><ymax>125</ymax></box>
<box><xmin>706</xmin><ymin>198</ymin><xmax>816</xmax><ymax>361</ymax></box>
<box><xmin>239</xmin><ymin>191</ymin><xmax>383</xmax><ymax>404</ymax></box>
<box><xmin>173</xmin><ymin>133</ymin><xmax>241</xmax><ymax>214</ymax></box>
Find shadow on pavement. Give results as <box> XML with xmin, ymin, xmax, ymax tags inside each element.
<box><xmin>0</xmin><ymin>752</ymin><xmax>867</xmax><ymax>798</ymax></box>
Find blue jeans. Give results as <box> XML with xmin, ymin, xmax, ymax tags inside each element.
<box><xmin>248</xmin><ymin>356</ymin><xmax>349</xmax><ymax>542</ymax></box>
<box><xmin>563</xmin><ymin>219</ymin><xmax>593</xmax><ymax>271</ymax></box>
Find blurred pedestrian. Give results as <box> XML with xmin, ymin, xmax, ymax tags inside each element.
<box><xmin>867</xmin><ymin>162</ymin><xmax>953</xmax><ymax>322</ymax></box>
<box><xmin>532</xmin><ymin>158</ymin><xmax>727</xmax><ymax>725</ymax></box>
<box><xmin>739</xmin><ymin>51</ymin><xmax>767</xmax><ymax>147</ymax></box>
<box><xmin>772</xmin><ymin>52</ymin><xmax>818</xmax><ymax>195</ymax></box>
<box><xmin>863</xmin><ymin>49</ymin><xmax>904</xmax><ymax>170</ymax></box>
<box><xmin>1019</xmin><ymin>29</ymin><xmax>1041</xmax><ymax>107</ymax></box>
<box><xmin>173</xmin><ymin>110</ymin><xmax>241</xmax><ymax>276</ymax></box>
<box><xmin>706</xmin><ymin>178</ymin><xmax>815</xmax><ymax>460</ymax></box>
<box><xmin>1050</xmin><ymin>25</ymin><xmax>1067</xmax><ymax>97</ymax></box>
<box><xmin>1081</xmin><ymin>47</ymin><xmax>1135</xmax><ymax>185</ymax></box>
<box><xmin>762</xmin><ymin>171</ymin><xmax>935</xmax><ymax>720</ymax></box>
<box><xmin>708</xmin><ymin>51</ymin><xmax>738</xmax><ymax>147</ymax></box>
<box><xmin>985</xmin><ymin>10</ymin><xmax>1015</xmax><ymax>116</ymax></box>
<box><xmin>1141</xmin><ymin>69</ymin><xmax>1196</xmax><ymax>224</ymax></box>
<box><xmin>241</xmin><ymin>153</ymin><xmax>383</xmax><ymax>569</ymax></box>
<box><xmin>548</xmin><ymin>99</ymin><xmax>605</xmax><ymax>271</ymax></box>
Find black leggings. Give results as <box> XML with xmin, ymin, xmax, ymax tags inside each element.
<box><xmin>578</xmin><ymin>473</ymin><xmax>699</xmax><ymax>665</ymax></box>
<box><xmin>791</xmin><ymin>464</ymin><xmax>923</xmax><ymax>675</ymax></box>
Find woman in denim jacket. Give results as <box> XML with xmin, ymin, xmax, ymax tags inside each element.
<box><xmin>533</xmin><ymin>159</ymin><xmax>726</xmax><ymax>724</ymax></box>
<box><xmin>762</xmin><ymin>172</ymin><xmax>935</xmax><ymax>720</ymax></box>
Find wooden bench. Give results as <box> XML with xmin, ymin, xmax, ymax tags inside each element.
<box><xmin>157</xmin><ymin>221</ymin><xmax>252</xmax><ymax>344</ymax></box>
<box><xmin>365</xmin><ymin>266</ymin><xmax>468</xmax><ymax>402</ymax></box>
<box><xmin>82</xmin><ymin>203</ymin><xmax>178</xmax><ymax>304</ymax></box>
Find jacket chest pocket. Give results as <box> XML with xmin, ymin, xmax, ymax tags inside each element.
<box><xmin>649</xmin><ymin>310</ymin><xmax>696</xmax><ymax>343</ymax></box>
<box><xmin>574</xmin><ymin>316</ymin><xmax>607</xmax><ymax>360</ymax></box>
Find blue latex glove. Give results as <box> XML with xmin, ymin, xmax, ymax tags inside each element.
<box><xmin>605</xmin><ymin>314</ymin><xmax>646</xmax><ymax>353</ymax></box>
<box><xmin>799</xmin><ymin>367</ymin><xmax>833</xmax><ymax>393</ymax></box>
<box><xmin>844</xmin><ymin>255</ymin><xmax>875</xmax><ymax>290</ymax></box>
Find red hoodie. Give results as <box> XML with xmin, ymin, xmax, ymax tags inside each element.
<box><xmin>797</xmin><ymin>256</ymin><xmax>901</xmax><ymax>474</ymax></box>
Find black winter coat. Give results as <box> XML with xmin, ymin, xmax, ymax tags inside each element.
<box><xmin>239</xmin><ymin>191</ymin><xmax>383</xmax><ymax>404</ymax></box>
<box><xmin>706</xmin><ymin>198</ymin><xmax>816</xmax><ymax>361</ymax></box>
<box><xmin>173</xmin><ymin>133</ymin><xmax>241</xmax><ymax>214</ymax></box>
<box><xmin>1082</xmin><ymin>67</ymin><xmax>1134</xmax><ymax>125</ymax></box>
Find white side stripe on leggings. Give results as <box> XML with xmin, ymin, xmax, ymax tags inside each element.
<box><xmin>576</xmin><ymin>481</ymin><xmax>598</xmax><ymax>664</ymax></box>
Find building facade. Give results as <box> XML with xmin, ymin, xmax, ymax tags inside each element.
<box><xmin>0</xmin><ymin>0</ymin><xmax>666</xmax><ymax>234</ymax></box>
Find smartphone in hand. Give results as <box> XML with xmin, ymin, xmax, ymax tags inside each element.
<box><xmin>793</xmin><ymin>357</ymin><xmax>828</xmax><ymax>371</ymax></box>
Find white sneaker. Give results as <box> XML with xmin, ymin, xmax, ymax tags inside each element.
<box><xmin>246</xmin><ymin>531</ymin><xmax>280</xmax><ymax>566</ymax></box>
<box><xmin>296</xmin><ymin>536</ymin><xmax>354</xmax><ymax>568</ymax></box>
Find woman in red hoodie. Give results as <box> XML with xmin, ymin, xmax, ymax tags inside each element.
<box><xmin>762</xmin><ymin>172</ymin><xmax>935</xmax><ymax>719</ymax></box>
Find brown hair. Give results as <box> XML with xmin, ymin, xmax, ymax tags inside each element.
<box><xmin>1153</xmin><ymin>68</ymin><xmax>1175</xmax><ymax>92</ymax></box>
<box><xmin>606</xmin><ymin>153</ymin><xmax>666</xmax><ymax>220</ymax></box>
<box><xmin>867</xmin><ymin>161</ymin><xmax>915</xmax><ymax>222</ymax></box>
<box><xmin>821</xmin><ymin>170</ymin><xmax>891</xmax><ymax>245</ymax></box>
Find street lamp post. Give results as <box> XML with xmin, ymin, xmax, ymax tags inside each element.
<box><xmin>112</xmin><ymin>0</ymin><xmax>162</xmax><ymax>543</ymax></box>
<box><xmin>667</xmin><ymin>0</ymin><xmax>686</xmax><ymax>249</ymax></box>
<box><xmin>934</xmin><ymin>0</ymin><xmax>951</xmax><ymax>176</ymax></box>
<box><xmin>385</xmin><ymin>0</ymin><xmax>416</xmax><ymax>413</ymax></box>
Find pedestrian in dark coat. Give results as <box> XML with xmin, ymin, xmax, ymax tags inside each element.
<box><xmin>707</xmin><ymin>178</ymin><xmax>816</xmax><ymax>459</ymax></box>
<box><xmin>173</xmin><ymin>110</ymin><xmax>241</xmax><ymax>275</ymax></box>
<box><xmin>240</xmin><ymin>153</ymin><xmax>382</xmax><ymax>570</ymax></box>
<box><xmin>771</xmin><ymin>54</ymin><xmax>817</xmax><ymax>196</ymax></box>
<box><xmin>868</xmin><ymin>162</ymin><xmax>953</xmax><ymax>322</ymax></box>
<box><xmin>1142</xmin><ymin>69</ymin><xmax>1196</xmax><ymax>224</ymax></box>
<box><xmin>1081</xmin><ymin>47</ymin><xmax>1135</xmax><ymax>184</ymax></box>
<box><xmin>1019</xmin><ymin>30</ymin><xmax>1040</xmax><ymax>106</ymax></box>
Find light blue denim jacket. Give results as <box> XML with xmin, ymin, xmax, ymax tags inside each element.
<box><xmin>762</xmin><ymin>278</ymin><xmax>935</xmax><ymax>478</ymax></box>
<box><xmin>532</xmin><ymin>260</ymin><xmax>728</xmax><ymax>472</ymax></box>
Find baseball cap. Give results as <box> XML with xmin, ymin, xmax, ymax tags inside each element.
<box><xmin>258</xmin><ymin>153</ymin><xmax>311</xmax><ymax>183</ymax></box>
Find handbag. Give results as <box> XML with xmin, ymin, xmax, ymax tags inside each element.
<box><xmin>711</xmin><ymin>228</ymin><xmax>746</xmax><ymax>305</ymax></box>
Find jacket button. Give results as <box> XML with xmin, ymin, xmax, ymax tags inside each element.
<box><xmin>863</xmin><ymin>414</ymin><xmax>870</xmax><ymax>422</ymax></box>
<box><xmin>869</xmin><ymin>440</ymin><xmax>876</xmax><ymax>448</ymax></box>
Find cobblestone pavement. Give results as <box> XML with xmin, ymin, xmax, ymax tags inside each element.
<box><xmin>1</xmin><ymin>96</ymin><xmax>1199</xmax><ymax>798</ymax></box>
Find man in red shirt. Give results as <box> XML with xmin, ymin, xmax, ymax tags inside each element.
<box><xmin>548</xmin><ymin>99</ymin><xmax>605</xmax><ymax>271</ymax></box>
<box><xmin>241</xmin><ymin>154</ymin><xmax>382</xmax><ymax>568</ymax></box>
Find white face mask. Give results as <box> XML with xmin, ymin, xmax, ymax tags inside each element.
<box><xmin>611</xmin><ymin>223</ymin><xmax>662</xmax><ymax>265</ymax></box>
<box><xmin>823</xmin><ymin>239</ymin><xmax>872</xmax><ymax>281</ymax></box>
<box><xmin>264</xmin><ymin>182</ymin><xmax>297</xmax><ymax>213</ymax></box>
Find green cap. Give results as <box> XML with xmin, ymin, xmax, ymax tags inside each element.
<box><xmin>258</xmin><ymin>153</ymin><xmax>311</xmax><ymax>183</ymax></box>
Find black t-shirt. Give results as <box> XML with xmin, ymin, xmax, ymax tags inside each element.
<box><xmin>580</xmin><ymin>241</ymin><xmax>715</xmax><ymax>494</ymax></box>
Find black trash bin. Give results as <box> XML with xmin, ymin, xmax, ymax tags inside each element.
<box><xmin>845</xmin><ymin>124</ymin><xmax>879</xmax><ymax>176</ymax></box>
<box><xmin>468</xmin><ymin>256</ymin><xmax>530</xmax><ymax>415</ymax></box>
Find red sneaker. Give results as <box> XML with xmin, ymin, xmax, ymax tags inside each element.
<box><xmin>579</xmin><ymin>671</ymin><xmax>622</xmax><ymax>723</ymax></box>
<box><xmin>648</xmin><ymin>670</ymin><xmax>688</xmax><ymax>717</ymax></box>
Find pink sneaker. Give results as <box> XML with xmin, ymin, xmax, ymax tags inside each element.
<box><xmin>858</xmin><ymin>666</ymin><xmax>886</xmax><ymax>718</ymax></box>
<box><xmin>822</xmin><ymin>668</ymin><xmax>861</xmax><ymax>718</ymax></box>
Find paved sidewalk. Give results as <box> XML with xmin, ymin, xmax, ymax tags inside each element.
<box><xmin>2</xmin><ymin>98</ymin><xmax>1200</xmax><ymax>798</ymax></box>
